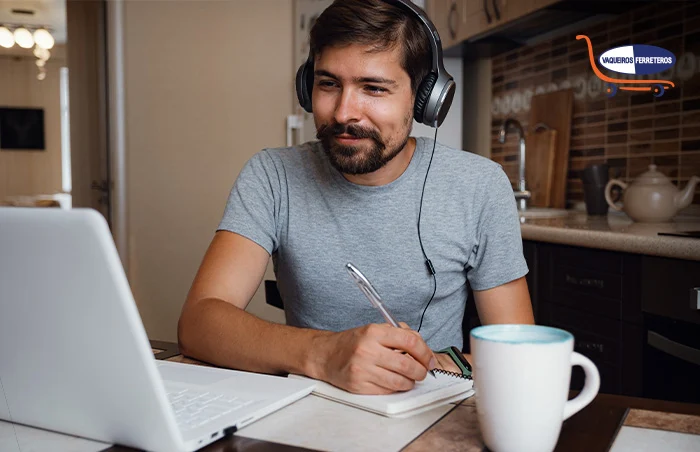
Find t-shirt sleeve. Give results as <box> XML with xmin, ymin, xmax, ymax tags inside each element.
<box><xmin>217</xmin><ymin>150</ymin><xmax>280</xmax><ymax>255</ymax></box>
<box><xmin>466</xmin><ymin>164</ymin><xmax>529</xmax><ymax>291</ymax></box>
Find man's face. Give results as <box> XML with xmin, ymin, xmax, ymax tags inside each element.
<box><xmin>312</xmin><ymin>43</ymin><xmax>414</xmax><ymax>175</ymax></box>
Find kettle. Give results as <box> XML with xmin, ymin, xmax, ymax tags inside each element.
<box><xmin>605</xmin><ymin>164</ymin><xmax>699</xmax><ymax>222</ymax></box>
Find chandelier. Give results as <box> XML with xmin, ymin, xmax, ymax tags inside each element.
<box><xmin>0</xmin><ymin>25</ymin><xmax>55</xmax><ymax>80</ymax></box>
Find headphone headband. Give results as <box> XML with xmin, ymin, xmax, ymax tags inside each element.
<box><xmin>295</xmin><ymin>0</ymin><xmax>455</xmax><ymax>128</ymax></box>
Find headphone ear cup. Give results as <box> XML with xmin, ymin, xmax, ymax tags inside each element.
<box><xmin>295</xmin><ymin>61</ymin><xmax>314</xmax><ymax>113</ymax></box>
<box><xmin>413</xmin><ymin>72</ymin><xmax>438</xmax><ymax>125</ymax></box>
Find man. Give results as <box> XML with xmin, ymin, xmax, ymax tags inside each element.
<box><xmin>178</xmin><ymin>0</ymin><xmax>534</xmax><ymax>395</ymax></box>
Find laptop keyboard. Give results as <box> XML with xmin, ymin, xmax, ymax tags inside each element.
<box><xmin>165</xmin><ymin>386</ymin><xmax>254</xmax><ymax>431</ymax></box>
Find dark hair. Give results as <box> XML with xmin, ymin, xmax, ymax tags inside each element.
<box><xmin>309</xmin><ymin>0</ymin><xmax>432</xmax><ymax>94</ymax></box>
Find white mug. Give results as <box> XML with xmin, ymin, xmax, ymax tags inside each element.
<box><xmin>470</xmin><ymin>324</ymin><xmax>600</xmax><ymax>452</ymax></box>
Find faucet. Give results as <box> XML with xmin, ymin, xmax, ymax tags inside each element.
<box><xmin>498</xmin><ymin>118</ymin><xmax>530</xmax><ymax>211</ymax></box>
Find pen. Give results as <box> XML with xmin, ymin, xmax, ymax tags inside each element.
<box><xmin>345</xmin><ymin>262</ymin><xmax>436</xmax><ymax>378</ymax></box>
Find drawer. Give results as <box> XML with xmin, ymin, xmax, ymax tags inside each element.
<box><xmin>546</xmin><ymin>265</ymin><xmax>624</xmax><ymax>319</ymax></box>
<box><xmin>553</xmin><ymin>265</ymin><xmax>623</xmax><ymax>301</ymax></box>
<box><xmin>549</xmin><ymin>244</ymin><xmax>624</xmax><ymax>274</ymax></box>
<box><xmin>572</xmin><ymin>330</ymin><xmax>620</xmax><ymax>366</ymax></box>
<box><xmin>542</xmin><ymin>303</ymin><xmax>621</xmax><ymax>364</ymax></box>
<box><xmin>541</xmin><ymin>302</ymin><xmax>621</xmax><ymax>343</ymax></box>
<box><xmin>641</xmin><ymin>256</ymin><xmax>700</xmax><ymax>326</ymax></box>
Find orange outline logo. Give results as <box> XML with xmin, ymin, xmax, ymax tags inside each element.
<box><xmin>576</xmin><ymin>35</ymin><xmax>675</xmax><ymax>97</ymax></box>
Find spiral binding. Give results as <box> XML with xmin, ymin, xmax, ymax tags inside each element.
<box><xmin>432</xmin><ymin>368</ymin><xmax>472</xmax><ymax>380</ymax></box>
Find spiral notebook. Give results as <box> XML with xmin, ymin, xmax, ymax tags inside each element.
<box><xmin>289</xmin><ymin>369</ymin><xmax>474</xmax><ymax>418</ymax></box>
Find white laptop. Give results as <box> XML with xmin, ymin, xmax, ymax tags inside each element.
<box><xmin>0</xmin><ymin>207</ymin><xmax>316</xmax><ymax>452</ymax></box>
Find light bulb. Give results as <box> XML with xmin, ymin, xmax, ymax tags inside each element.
<box><xmin>13</xmin><ymin>27</ymin><xmax>33</xmax><ymax>48</ymax></box>
<box><xmin>33</xmin><ymin>46</ymin><xmax>50</xmax><ymax>60</ymax></box>
<box><xmin>33</xmin><ymin>28</ymin><xmax>54</xmax><ymax>49</ymax></box>
<box><xmin>0</xmin><ymin>26</ymin><xmax>13</xmax><ymax>48</ymax></box>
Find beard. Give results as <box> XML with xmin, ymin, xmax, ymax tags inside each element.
<box><xmin>316</xmin><ymin>121</ymin><xmax>410</xmax><ymax>175</ymax></box>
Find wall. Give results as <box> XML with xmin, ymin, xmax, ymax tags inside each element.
<box><xmin>461</xmin><ymin>57</ymin><xmax>492</xmax><ymax>157</ymax></box>
<box><xmin>490</xmin><ymin>2</ymin><xmax>700</xmax><ymax>206</ymax></box>
<box><xmin>411</xmin><ymin>57</ymin><xmax>464</xmax><ymax>150</ymax></box>
<box><xmin>0</xmin><ymin>45</ymin><xmax>65</xmax><ymax>201</ymax></box>
<box><xmin>123</xmin><ymin>0</ymin><xmax>291</xmax><ymax>341</ymax></box>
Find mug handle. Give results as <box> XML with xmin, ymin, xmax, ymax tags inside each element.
<box><xmin>605</xmin><ymin>179</ymin><xmax>627</xmax><ymax>211</ymax></box>
<box><xmin>562</xmin><ymin>352</ymin><xmax>600</xmax><ymax>421</ymax></box>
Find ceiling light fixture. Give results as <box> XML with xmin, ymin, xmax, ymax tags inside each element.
<box><xmin>1</xmin><ymin>25</ymin><xmax>56</xmax><ymax>80</ymax></box>
<box><xmin>33</xmin><ymin>28</ymin><xmax>54</xmax><ymax>49</ymax></box>
<box><xmin>13</xmin><ymin>27</ymin><xmax>33</xmax><ymax>48</ymax></box>
<box><xmin>0</xmin><ymin>26</ymin><xmax>14</xmax><ymax>48</ymax></box>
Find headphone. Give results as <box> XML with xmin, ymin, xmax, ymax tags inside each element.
<box><xmin>295</xmin><ymin>0</ymin><xmax>456</xmax><ymax>128</ymax></box>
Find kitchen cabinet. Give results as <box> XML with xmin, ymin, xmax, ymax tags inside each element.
<box><xmin>639</xmin><ymin>255</ymin><xmax>700</xmax><ymax>404</ymax></box>
<box><xmin>426</xmin><ymin>0</ymin><xmax>490</xmax><ymax>50</ymax></box>
<box><xmin>640</xmin><ymin>256</ymin><xmax>700</xmax><ymax>327</ymax></box>
<box><xmin>425</xmin><ymin>0</ymin><xmax>462</xmax><ymax>50</ymax></box>
<box><xmin>487</xmin><ymin>0</ymin><xmax>562</xmax><ymax>31</ymax></box>
<box><xmin>535</xmin><ymin>242</ymin><xmax>643</xmax><ymax>397</ymax></box>
<box><xmin>462</xmin><ymin>239</ymin><xmax>700</xmax><ymax>402</ymax></box>
<box><xmin>426</xmin><ymin>0</ymin><xmax>561</xmax><ymax>47</ymax></box>
<box><xmin>523</xmin><ymin>239</ymin><xmax>539</xmax><ymax>318</ymax></box>
<box><xmin>461</xmin><ymin>0</ymin><xmax>493</xmax><ymax>44</ymax></box>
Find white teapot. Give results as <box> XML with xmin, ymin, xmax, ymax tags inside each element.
<box><xmin>605</xmin><ymin>165</ymin><xmax>699</xmax><ymax>222</ymax></box>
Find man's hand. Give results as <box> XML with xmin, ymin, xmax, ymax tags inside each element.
<box><xmin>310</xmin><ymin>323</ymin><xmax>436</xmax><ymax>395</ymax></box>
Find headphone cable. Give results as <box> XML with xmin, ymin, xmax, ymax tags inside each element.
<box><xmin>416</xmin><ymin>127</ymin><xmax>438</xmax><ymax>333</ymax></box>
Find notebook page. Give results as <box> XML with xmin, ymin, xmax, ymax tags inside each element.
<box><xmin>289</xmin><ymin>372</ymin><xmax>473</xmax><ymax>415</ymax></box>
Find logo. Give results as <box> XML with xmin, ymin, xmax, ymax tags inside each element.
<box><xmin>576</xmin><ymin>35</ymin><xmax>675</xmax><ymax>97</ymax></box>
<box><xmin>599</xmin><ymin>45</ymin><xmax>676</xmax><ymax>75</ymax></box>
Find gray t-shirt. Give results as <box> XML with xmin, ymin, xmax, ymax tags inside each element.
<box><xmin>218</xmin><ymin>137</ymin><xmax>528</xmax><ymax>350</ymax></box>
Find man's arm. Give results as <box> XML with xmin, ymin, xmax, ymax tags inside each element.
<box><xmin>177</xmin><ymin>230</ymin><xmax>435</xmax><ymax>394</ymax></box>
<box><xmin>434</xmin><ymin>277</ymin><xmax>534</xmax><ymax>371</ymax></box>
<box><xmin>473</xmin><ymin>276</ymin><xmax>534</xmax><ymax>325</ymax></box>
<box><xmin>178</xmin><ymin>230</ymin><xmax>315</xmax><ymax>376</ymax></box>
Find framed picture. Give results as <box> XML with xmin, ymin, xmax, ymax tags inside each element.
<box><xmin>0</xmin><ymin>107</ymin><xmax>46</xmax><ymax>151</ymax></box>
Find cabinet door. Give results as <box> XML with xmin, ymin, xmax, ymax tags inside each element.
<box><xmin>460</xmin><ymin>0</ymin><xmax>495</xmax><ymax>42</ymax></box>
<box><xmin>539</xmin><ymin>301</ymin><xmax>623</xmax><ymax>395</ymax></box>
<box><xmin>472</xmin><ymin>0</ymin><xmax>561</xmax><ymax>37</ymax></box>
<box><xmin>538</xmin><ymin>243</ymin><xmax>642</xmax><ymax>325</ymax></box>
<box><xmin>426</xmin><ymin>0</ymin><xmax>461</xmax><ymax>50</ymax></box>
<box><xmin>523</xmin><ymin>240</ymin><xmax>538</xmax><ymax>319</ymax></box>
<box><xmin>430</xmin><ymin>0</ymin><xmax>563</xmax><ymax>44</ymax></box>
<box><xmin>494</xmin><ymin>0</ymin><xmax>559</xmax><ymax>24</ymax></box>
<box><xmin>641</xmin><ymin>256</ymin><xmax>700</xmax><ymax>326</ymax></box>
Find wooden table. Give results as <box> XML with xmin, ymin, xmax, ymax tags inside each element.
<box><xmin>105</xmin><ymin>341</ymin><xmax>700</xmax><ymax>452</ymax></box>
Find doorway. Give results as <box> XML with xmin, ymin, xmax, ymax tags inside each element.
<box><xmin>0</xmin><ymin>0</ymin><xmax>113</xmax><ymax>216</ymax></box>
<box><xmin>0</xmin><ymin>0</ymin><xmax>73</xmax><ymax>209</ymax></box>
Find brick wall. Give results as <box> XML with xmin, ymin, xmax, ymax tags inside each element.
<box><xmin>490</xmin><ymin>2</ymin><xmax>700</xmax><ymax>207</ymax></box>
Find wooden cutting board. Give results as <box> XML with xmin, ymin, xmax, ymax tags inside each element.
<box><xmin>525</xmin><ymin>129</ymin><xmax>558</xmax><ymax>208</ymax></box>
<box><xmin>528</xmin><ymin>89</ymin><xmax>574</xmax><ymax>208</ymax></box>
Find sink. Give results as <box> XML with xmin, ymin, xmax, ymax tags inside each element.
<box><xmin>518</xmin><ymin>208</ymin><xmax>569</xmax><ymax>219</ymax></box>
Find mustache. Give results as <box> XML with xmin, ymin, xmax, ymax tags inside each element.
<box><xmin>316</xmin><ymin>122</ymin><xmax>382</xmax><ymax>143</ymax></box>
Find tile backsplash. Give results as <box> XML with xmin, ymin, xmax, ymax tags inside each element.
<box><xmin>490</xmin><ymin>1</ymin><xmax>700</xmax><ymax>207</ymax></box>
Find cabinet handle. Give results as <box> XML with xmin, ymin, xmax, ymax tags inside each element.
<box><xmin>483</xmin><ymin>0</ymin><xmax>492</xmax><ymax>24</ymax></box>
<box><xmin>565</xmin><ymin>274</ymin><xmax>605</xmax><ymax>289</ymax></box>
<box><xmin>691</xmin><ymin>287</ymin><xmax>700</xmax><ymax>311</ymax></box>
<box><xmin>648</xmin><ymin>331</ymin><xmax>700</xmax><ymax>366</ymax></box>
<box><xmin>492</xmin><ymin>0</ymin><xmax>501</xmax><ymax>20</ymax></box>
<box><xmin>448</xmin><ymin>2</ymin><xmax>458</xmax><ymax>39</ymax></box>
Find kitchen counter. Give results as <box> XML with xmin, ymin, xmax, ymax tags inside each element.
<box><xmin>520</xmin><ymin>210</ymin><xmax>700</xmax><ymax>261</ymax></box>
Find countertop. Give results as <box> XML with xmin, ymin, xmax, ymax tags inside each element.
<box><xmin>520</xmin><ymin>210</ymin><xmax>700</xmax><ymax>261</ymax></box>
